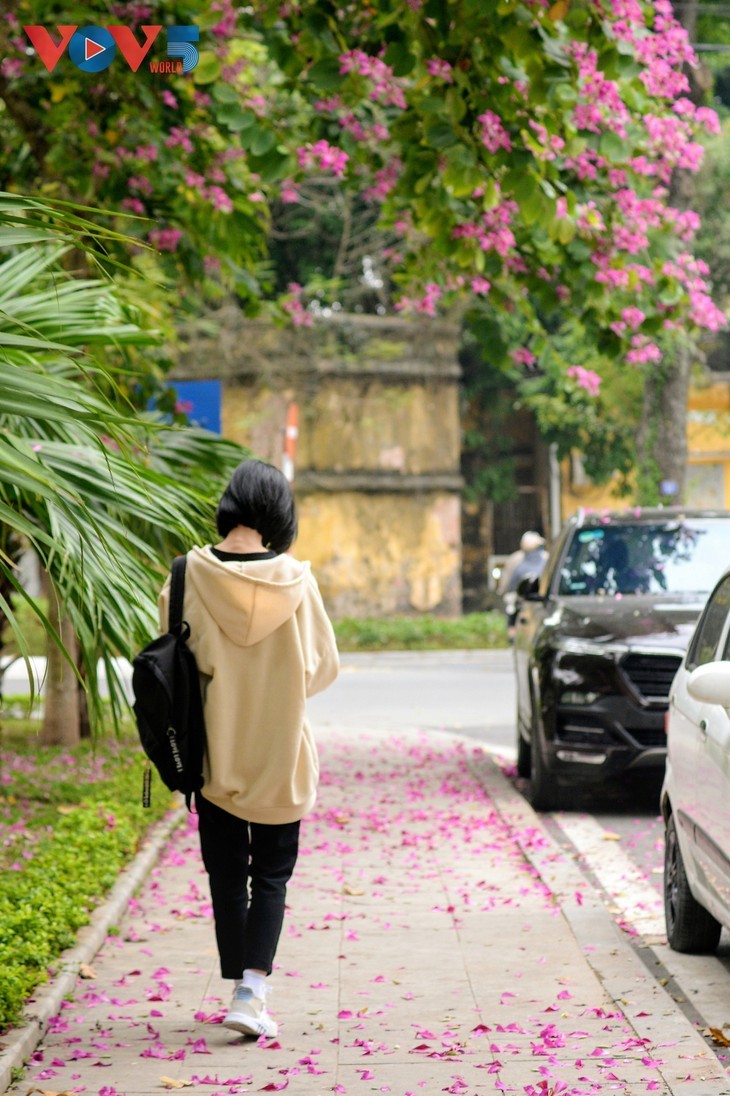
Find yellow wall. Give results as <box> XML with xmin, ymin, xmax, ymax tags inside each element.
<box><xmin>192</xmin><ymin>313</ymin><xmax>464</xmax><ymax>617</ymax></box>
<box><xmin>561</xmin><ymin>378</ymin><xmax>730</xmax><ymax>516</ymax></box>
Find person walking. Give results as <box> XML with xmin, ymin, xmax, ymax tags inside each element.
<box><xmin>497</xmin><ymin>530</ymin><xmax>547</xmax><ymax>639</ymax></box>
<box><xmin>158</xmin><ymin>458</ymin><xmax>339</xmax><ymax>1039</ymax></box>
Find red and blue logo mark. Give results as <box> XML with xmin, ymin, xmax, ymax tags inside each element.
<box><xmin>23</xmin><ymin>25</ymin><xmax>199</xmax><ymax>74</ymax></box>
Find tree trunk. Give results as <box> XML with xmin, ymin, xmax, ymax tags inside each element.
<box><xmin>637</xmin><ymin>0</ymin><xmax>710</xmax><ymax>503</ymax></box>
<box><xmin>41</xmin><ymin>579</ymin><xmax>81</xmax><ymax>747</ymax></box>
<box><xmin>636</xmin><ymin>347</ymin><xmax>691</xmax><ymax>503</ymax></box>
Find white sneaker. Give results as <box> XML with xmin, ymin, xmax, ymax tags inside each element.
<box><xmin>223</xmin><ymin>985</ymin><xmax>278</xmax><ymax>1037</ymax></box>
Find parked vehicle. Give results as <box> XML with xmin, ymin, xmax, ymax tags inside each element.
<box><xmin>662</xmin><ymin>569</ymin><xmax>730</xmax><ymax>952</ymax></box>
<box><xmin>514</xmin><ymin>508</ymin><xmax>730</xmax><ymax>811</ymax></box>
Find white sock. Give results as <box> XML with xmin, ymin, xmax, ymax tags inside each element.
<box><xmin>242</xmin><ymin>969</ymin><xmax>268</xmax><ymax>998</ymax></box>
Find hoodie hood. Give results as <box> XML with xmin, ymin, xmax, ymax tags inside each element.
<box><xmin>186</xmin><ymin>545</ymin><xmax>310</xmax><ymax>646</ymax></box>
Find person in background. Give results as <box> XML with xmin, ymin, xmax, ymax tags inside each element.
<box><xmin>498</xmin><ymin>531</ymin><xmax>548</xmax><ymax>639</ymax></box>
<box><xmin>158</xmin><ymin>458</ymin><xmax>339</xmax><ymax>1040</ymax></box>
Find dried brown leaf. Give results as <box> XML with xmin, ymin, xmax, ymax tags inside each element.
<box><xmin>548</xmin><ymin>0</ymin><xmax>570</xmax><ymax>19</ymax></box>
<box><xmin>706</xmin><ymin>1027</ymin><xmax>730</xmax><ymax>1047</ymax></box>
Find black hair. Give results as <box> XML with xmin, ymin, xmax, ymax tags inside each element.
<box><xmin>215</xmin><ymin>459</ymin><xmax>297</xmax><ymax>553</ymax></box>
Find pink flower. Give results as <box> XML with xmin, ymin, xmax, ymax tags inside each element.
<box><xmin>280</xmin><ymin>183</ymin><xmax>300</xmax><ymax>204</ymax></box>
<box><xmin>121</xmin><ymin>198</ymin><xmax>145</xmax><ymax>214</ymax></box>
<box><xmin>363</xmin><ymin>158</ymin><xmax>402</xmax><ymax>202</ymax></box>
<box><xmin>477</xmin><ymin>110</ymin><xmax>511</xmax><ymax>154</ymax></box>
<box><xmin>426</xmin><ymin>58</ymin><xmax>453</xmax><ymax>82</ymax></box>
<box><xmin>128</xmin><ymin>175</ymin><xmax>153</xmax><ymax>196</ymax></box>
<box><xmin>567</xmin><ymin>365</ymin><xmax>602</xmax><ymax>396</ymax></box>
<box><xmin>696</xmin><ymin>106</ymin><xmax>721</xmax><ymax>135</ymax></box>
<box><xmin>395</xmin><ymin>282</ymin><xmax>443</xmax><ymax>317</ymax></box>
<box><xmin>626</xmin><ymin>337</ymin><xmax>662</xmax><ymax>365</ymax></box>
<box><xmin>204</xmin><ymin>185</ymin><xmax>233</xmax><ymax>213</ymax></box>
<box><xmin>297</xmin><ymin>140</ymin><xmax>349</xmax><ymax>177</ymax></box>
<box><xmin>0</xmin><ymin>57</ymin><xmax>24</xmax><ymax>79</ymax></box>
<box><xmin>510</xmin><ymin>347</ymin><xmax>537</xmax><ymax>367</ymax></box>
<box><xmin>471</xmin><ymin>277</ymin><xmax>491</xmax><ymax>296</ymax></box>
<box><xmin>283</xmin><ymin>282</ymin><xmax>313</xmax><ymax>328</ymax></box>
<box><xmin>166</xmin><ymin>126</ymin><xmax>194</xmax><ymax>154</ymax></box>
<box><xmin>621</xmin><ymin>306</ymin><xmax>645</xmax><ymax>330</ymax></box>
<box><xmin>148</xmin><ymin>227</ymin><xmax>183</xmax><ymax>253</ymax></box>
<box><xmin>338</xmin><ymin>49</ymin><xmax>406</xmax><ymax>108</ymax></box>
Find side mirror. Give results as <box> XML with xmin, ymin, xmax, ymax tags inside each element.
<box><xmin>687</xmin><ymin>661</ymin><xmax>730</xmax><ymax>706</ymax></box>
<box><xmin>516</xmin><ymin>574</ymin><xmax>541</xmax><ymax>600</ymax></box>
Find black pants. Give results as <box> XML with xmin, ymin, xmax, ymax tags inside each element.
<box><xmin>196</xmin><ymin>793</ymin><xmax>300</xmax><ymax>979</ymax></box>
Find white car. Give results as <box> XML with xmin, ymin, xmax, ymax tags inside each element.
<box><xmin>662</xmin><ymin>569</ymin><xmax>730</xmax><ymax>951</ymax></box>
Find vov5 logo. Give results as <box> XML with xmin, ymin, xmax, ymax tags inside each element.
<box><xmin>23</xmin><ymin>24</ymin><xmax>199</xmax><ymax>74</ymax></box>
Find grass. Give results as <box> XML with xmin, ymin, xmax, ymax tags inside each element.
<box><xmin>0</xmin><ymin>714</ymin><xmax>176</xmax><ymax>1033</ymax></box>
<box><xmin>333</xmin><ymin>611</ymin><xmax>509</xmax><ymax>651</ymax></box>
<box><xmin>3</xmin><ymin>595</ymin><xmax>509</xmax><ymax>656</ymax></box>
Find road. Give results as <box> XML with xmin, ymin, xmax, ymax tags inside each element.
<box><xmin>309</xmin><ymin>649</ymin><xmax>730</xmax><ymax>1038</ymax></box>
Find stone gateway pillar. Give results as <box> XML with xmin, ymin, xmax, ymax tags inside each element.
<box><xmin>176</xmin><ymin>310</ymin><xmax>463</xmax><ymax>618</ymax></box>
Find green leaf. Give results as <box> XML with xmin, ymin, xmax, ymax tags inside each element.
<box><xmin>415</xmin><ymin>171</ymin><xmax>434</xmax><ymax>195</ymax></box>
<box><xmin>567</xmin><ymin>239</ymin><xmax>592</xmax><ymax>261</ymax></box>
<box><xmin>212</xmin><ymin>83</ymin><xmax>240</xmax><ymax>103</ymax></box>
<box><xmin>425</xmin><ymin>121</ymin><xmax>459</xmax><ymax>149</ymax></box>
<box><xmin>239</xmin><ymin>123</ymin><xmax>276</xmax><ymax>155</ymax></box>
<box><xmin>446</xmin><ymin>88</ymin><xmax>467</xmax><ymax>123</ymax></box>
<box><xmin>248</xmin><ymin>146</ymin><xmax>292</xmax><ymax>182</ymax></box>
<box><xmin>555</xmin><ymin>217</ymin><xmax>576</xmax><ymax>244</ymax></box>
<box><xmin>385</xmin><ymin>40</ymin><xmax>416</xmax><ymax>76</ymax></box>
<box><xmin>307</xmin><ymin>57</ymin><xmax>343</xmax><ymax>90</ymax></box>
<box><xmin>442</xmin><ymin>164</ymin><xmax>483</xmax><ymax>196</ymax></box>
<box><xmin>193</xmin><ymin>51</ymin><xmax>222</xmax><ymax>84</ymax></box>
<box><xmin>420</xmin><ymin>95</ymin><xmax>450</xmax><ymax>114</ymax></box>
<box><xmin>197</xmin><ymin>8</ymin><xmax>226</xmax><ymax>29</ymax></box>
<box><xmin>599</xmin><ymin>132</ymin><xmax>626</xmax><ymax>163</ymax></box>
<box><xmin>553</xmin><ymin>83</ymin><xmax>577</xmax><ymax>105</ymax></box>
<box><xmin>216</xmin><ymin>103</ymin><xmax>256</xmax><ymax>132</ymax></box>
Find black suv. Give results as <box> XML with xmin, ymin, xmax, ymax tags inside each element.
<box><xmin>514</xmin><ymin>508</ymin><xmax>730</xmax><ymax>810</ymax></box>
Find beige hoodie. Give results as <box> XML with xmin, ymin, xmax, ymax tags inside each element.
<box><xmin>158</xmin><ymin>546</ymin><xmax>339</xmax><ymax>824</ymax></box>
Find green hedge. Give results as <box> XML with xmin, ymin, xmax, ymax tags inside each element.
<box><xmin>333</xmin><ymin>611</ymin><xmax>508</xmax><ymax>651</ymax></box>
<box><xmin>0</xmin><ymin>728</ymin><xmax>173</xmax><ymax>1032</ymax></box>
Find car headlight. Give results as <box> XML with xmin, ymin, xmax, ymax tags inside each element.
<box><xmin>561</xmin><ymin>690</ymin><xmax>600</xmax><ymax>705</ymax></box>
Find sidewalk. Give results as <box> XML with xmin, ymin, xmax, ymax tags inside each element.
<box><xmin>5</xmin><ymin>727</ymin><xmax>730</xmax><ymax>1096</ymax></box>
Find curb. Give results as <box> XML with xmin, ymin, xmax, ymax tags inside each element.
<box><xmin>0</xmin><ymin>804</ymin><xmax>187</xmax><ymax>1095</ymax></box>
<box><xmin>470</xmin><ymin>750</ymin><xmax>730</xmax><ymax>1096</ymax></box>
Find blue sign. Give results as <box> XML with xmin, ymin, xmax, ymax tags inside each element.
<box><xmin>171</xmin><ymin>380</ymin><xmax>222</xmax><ymax>433</ymax></box>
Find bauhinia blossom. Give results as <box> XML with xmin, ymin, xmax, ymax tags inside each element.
<box><xmin>297</xmin><ymin>140</ymin><xmax>349</xmax><ymax>177</ymax></box>
<box><xmin>568</xmin><ymin>365</ymin><xmax>602</xmax><ymax>396</ymax></box>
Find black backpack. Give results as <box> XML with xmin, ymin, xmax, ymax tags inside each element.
<box><xmin>132</xmin><ymin>555</ymin><xmax>206</xmax><ymax>809</ymax></box>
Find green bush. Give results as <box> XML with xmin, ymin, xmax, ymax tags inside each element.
<box><xmin>0</xmin><ymin>727</ymin><xmax>174</xmax><ymax>1032</ymax></box>
<box><xmin>333</xmin><ymin>611</ymin><xmax>508</xmax><ymax>651</ymax></box>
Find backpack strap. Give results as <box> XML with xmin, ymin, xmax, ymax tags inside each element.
<box><xmin>169</xmin><ymin>555</ymin><xmax>187</xmax><ymax>632</ymax></box>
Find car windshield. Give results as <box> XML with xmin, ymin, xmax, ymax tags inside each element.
<box><xmin>557</xmin><ymin>519</ymin><xmax>730</xmax><ymax>597</ymax></box>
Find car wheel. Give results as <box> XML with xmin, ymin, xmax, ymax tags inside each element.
<box><xmin>529</xmin><ymin>692</ymin><xmax>558</xmax><ymax>811</ymax></box>
<box><xmin>516</xmin><ymin>711</ymin><xmax>532</xmax><ymax>778</ymax></box>
<box><xmin>664</xmin><ymin>813</ymin><xmax>721</xmax><ymax>953</ymax></box>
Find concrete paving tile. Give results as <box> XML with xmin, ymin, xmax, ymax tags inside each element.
<box><xmin>5</xmin><ymin>734</ymin><xmax>727</xmax><ymax>1096</ymax></box>
<box><xmin>335</xmin><ymin>1060</ymin><xmax>500</xmax><ymax>1093</ymax></box>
